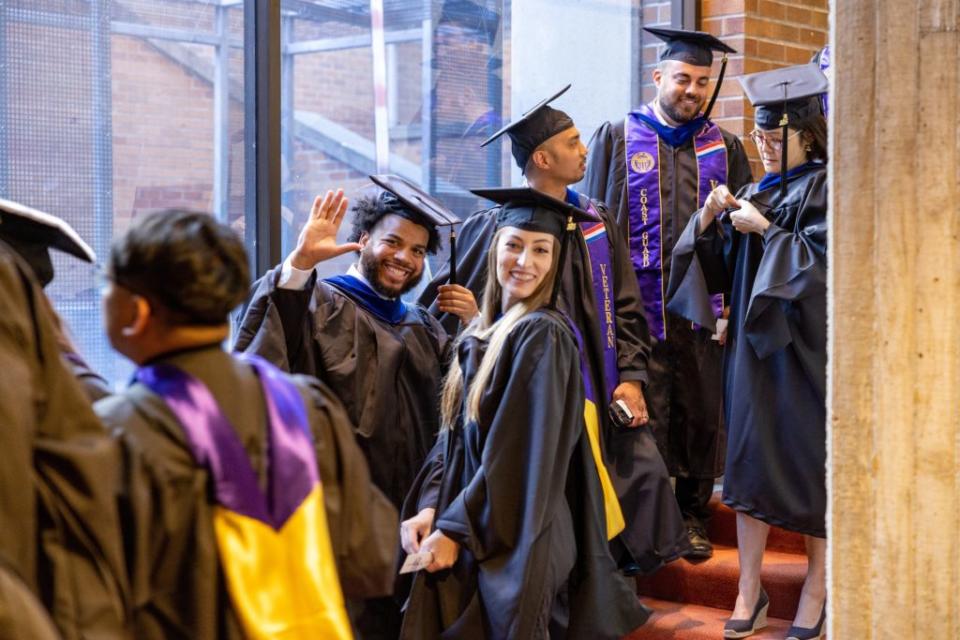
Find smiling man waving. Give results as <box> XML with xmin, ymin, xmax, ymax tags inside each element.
<box><xmin>235</xmin><ymin>179</ymin><xmax>452</xmax><ymax>639</ymax></box>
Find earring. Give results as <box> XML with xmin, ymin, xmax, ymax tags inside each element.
<box><xmin>805</xmin><ymin>145</ymin><xmax>812</xmax><ymax>152</ymax></box>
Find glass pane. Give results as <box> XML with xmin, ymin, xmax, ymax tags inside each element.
<box><xmin>278</xmin><ymin>0</ymin><xmax>638</xmax><ymax>292</ymax></box>
<box><xmin>0</xmin><ymin>0</ymin><xmax>245</xmax><ymax>386</ymax></box>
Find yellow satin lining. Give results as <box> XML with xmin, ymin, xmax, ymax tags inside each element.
<box><xmin>213</xmin><ymin>486</ymin><xmax>353</xmax><ymax>640</ymax></box>
<box><xmin>584</xmin><ymin>400</ymin><xmax>626</xmax><ymax>539</ymax></box>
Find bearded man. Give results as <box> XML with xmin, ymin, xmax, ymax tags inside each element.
<box><xmin>235</xmin><ymin>181</ymin><xmax>451</xmax><ymax>639</ymax></box>
<box><xmin>582</xmin><ymin>27</ymin><xmax>753</xmax><ymax>559</ymax></box>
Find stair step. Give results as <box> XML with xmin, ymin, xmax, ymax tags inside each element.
<box><xmin>624</xmin><ymin>597</ymin><xmax>795</xmax><ymax>639</ymax></box>
<box><xmin>707</xmin><ymin>495</ymin><xmax>807</xmax><ymax>554</ymax></box>
<box><xmin>636</xmin><ymin>545</ymin><xmax>806</xmax><ymax>620</ymax></box>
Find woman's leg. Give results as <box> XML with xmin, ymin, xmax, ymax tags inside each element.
<box><xmin>792</xmin><ymin>535</ymin><xmax>827</xmax><ymax>627</ymax></box>
<box><xmin>730</xmin><ymin>512</ymin><xmax>771</xmax><ymax>618</ymax></box>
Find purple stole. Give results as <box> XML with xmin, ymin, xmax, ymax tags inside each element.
<box><xmin>578</xmin><ymin>199</ymin><xmax>620</xmax><ymax>404</ymax></box>
<box><xmin>818</xmin><ymin>46</ymin><xmax>831</xmax><ymax>116</ymax></box>
<box><xmin>625</xmin><ymin>104</ymin><xmax>727</xmax><ymax>340</ymax></box>
<box><xmin>135</xmin><ymin>353</ymin><xmax>352</xmax><ymax>640</ymax></box>
<box><xmin>560</xmin><ymin>312</ymin><xmax>626</xmax><ymax>540</ymax></box>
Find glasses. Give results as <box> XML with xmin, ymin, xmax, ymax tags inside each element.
<box><xmin>749</xmin><ymin>129</ymin><xmax>800</xmax><ymax>151</ymax></box>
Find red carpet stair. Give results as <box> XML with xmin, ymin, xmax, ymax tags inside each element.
<box><xmin>625</xmin><ymin>495</ymin><xmax>818</xmax><ymax>639</ymax></box>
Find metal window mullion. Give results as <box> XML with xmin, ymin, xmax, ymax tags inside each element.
<box><xmin>213</xmin><ymin>3</ymin><xmax>231</xmax><ymax>223</ymax></box>
<box><xmin>0</xmin><ymin>1</ymin><xmax>8</xmax><ymax>197</ymax></box>
<box><xmin>420</xmin><ymin>0</ymin><xmax>434</xmax><ymax>191</ymax></box>
<box><xmin>244</xmin><ymin>0</ymin><xmax>282</xmax><ymax>277</ymax></box>
<box><xmin>91</xmin><ymin>0</ymin><xmax>113</xmax><ymax>257</ymax></box>
<box><xmin>670</xmin><ymin>0</ymin><xmax>698</xmax><ymax>30</ymax></box>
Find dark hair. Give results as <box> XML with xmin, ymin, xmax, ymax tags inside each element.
<box><xmin>797</xmin><ymin>115</ymin><xmax>828</xmax><ymax>163</ymax></box>
<box><xmin>108</xmin><ymin>210</ymin><xmax>250</xmax><ymax>326</ymax></box>
<box><xmin>347</xmin><ymin>193</ymin><xmax>440</xmax><ymax>254</ymax></box>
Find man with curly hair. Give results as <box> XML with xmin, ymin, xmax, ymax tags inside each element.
<box><xmin>235</xmin><ymin>182</ymin><xmax>452</xmax><ymax>639</ymax></box>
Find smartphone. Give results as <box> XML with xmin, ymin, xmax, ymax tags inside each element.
<box><xmin>609</xmin><ymin>399</ymin><xmax>634</xmax><ymax>428</ymax></box>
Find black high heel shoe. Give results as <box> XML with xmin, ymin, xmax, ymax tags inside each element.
<box><xmin>723</xmin><ymin>588</ymin><xmax>769</xmax><ymax>638</ymax></box>
<box><xmin>785</xmin><ymin>605</ymin><xmax>825</xmax><ymax>640</ymax></box>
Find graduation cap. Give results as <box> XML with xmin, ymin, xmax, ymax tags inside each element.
<box><xmin>368</xmin><ymin>174</ymin><xmax>463</xmax><ymax>285</ymax></box>
<box><xmin>739</xmin><ymin>64</ymin><xmax>828</xmax><ymax>197</ymax></box>
<box><xmin>470</xmin><ymin>186</ymin><xmax>596</xmax><ymax>308</ymax></box>
<box><xmin>480</xmin><ymin>85</ymin><xmax>575</xmax><ymax>172</ymax></box>
<box><xmin>644</xmin><ymin>27</ymin><xmax>738</xmax><ymax>120</ymax></box>
<box><xmin>0</xmin><ymin>197</ymin><xmax>96</xmax><ymax>288</ymax></box>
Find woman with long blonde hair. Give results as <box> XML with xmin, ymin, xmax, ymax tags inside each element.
<box><xmin>399</xmin><ymin>189</ymin><xmax>647</xmax><ymax>639</ymax></box>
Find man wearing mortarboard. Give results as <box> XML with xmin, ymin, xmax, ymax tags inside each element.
<box><xmin>0</xmin><ymin>198</ymin><xmax>111</xmax><ymax>399</ymax></box>
<box><xmin>583</xmin><ymin>27</ymin><xmax>755</xmax><ymax>559</ymax></box>
<box><xmin>419</xmin><ymin>86</ymin><xmax>692</xmax><ymax>576</ymax></box>
<box><xmin>235</xmin><ymin>177</ymin><xmax>457</xmax><ymax>638</ymax></box>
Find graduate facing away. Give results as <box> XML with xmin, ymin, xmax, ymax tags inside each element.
<box><xmin>96</xmin><ymin>211</ymin><xmax>397</xmax><ymax>640</ymax></box>
<box><xmin>400</xmin><ymin>189</ymin><xmax>649</xmax><ymax>640</ymax></box>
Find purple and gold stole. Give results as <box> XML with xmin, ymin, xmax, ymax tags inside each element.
<box><xmin>625</xmin><ymin>104</ymin><xmax>726</xmax><ymax>339</ymax></box>
<box><xmin>559</xmin><ymin>197</ymin><xmax>626</xmax><ymax>539</ymax></box>
<box><xmin>135</xmin><ymin>354</ymin><xmax>353</xmax><ymax>640</ymax></box>
<box><xmin>562</xmin><ymin>312</ymin><xmax>626</xmax><ymax>541</ymax></box>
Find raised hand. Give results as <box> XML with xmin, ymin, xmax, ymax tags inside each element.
<box><xmin>289</xmin><ymin>189</ymin><xmax>362</xmax><ymax>270</ymax></box>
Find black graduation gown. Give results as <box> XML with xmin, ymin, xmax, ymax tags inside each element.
<box><xmin>95</xmin><ymin>345</ymin><xmax>399</xmax><ymax>640</ymax></box>
<box><xmin>0</xmin><ymin>563</ymin><xmax>62</xmax><ymax>640</ymax></box>
<box><xmin>0</xmin><ymin>240</ymin><xmax>128</xmax><ymax>640</ymax></box>
<box><xmin>666</xmin><ymin>164</ymin><xmax>828</xmax><ymax>537</ymax></box>
<box><xmin>583</xmin><ymin>117</ymin><xmax>754</xmax><ymax>479</ymax></box>
<box><xmin>419</xmin><ymin>193</ymin><xmax>689</xmax><ymax>573</ymax></box>
<box><xmin>234</xmin><ymin>268</ymin><xmax>450</xmax><ymax>511</ymax></box>
<box><xmin>400</xmin><ymin>310</ymin><xmax>649</xmax><ymax>639</ymax></box>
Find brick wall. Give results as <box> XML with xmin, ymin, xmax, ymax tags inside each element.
<box><xmin>640</xmin><ymin>0</ymin><xmax>828</xmax><ymax>177</ymax></box>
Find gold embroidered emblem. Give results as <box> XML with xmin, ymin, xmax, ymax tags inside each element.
<box><xmin>630</xmin><ymin>151</ymin><xmax>655</xmax><ymax>174</ymax></box>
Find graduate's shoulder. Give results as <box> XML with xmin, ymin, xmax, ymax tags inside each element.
<box><xmin>460</xmin><ymin>205</ymin><xmax>501</xmax><ymax>233</ymax></box>
<box><xmin>509</xmin><ymin>308</ymin><xmax>578</xmax><ymax>352</ymax></box>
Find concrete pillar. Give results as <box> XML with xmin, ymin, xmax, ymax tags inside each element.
<box><xmin>829</xmin><ymin>0</ymin><xmax>960</xmax><ymax>637</ymax></box>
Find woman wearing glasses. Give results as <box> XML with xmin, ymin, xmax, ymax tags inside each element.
<box><xmin>667</xmin><ymin>64</ymin><xmax>829</xmax><ymax>640</ymax></box>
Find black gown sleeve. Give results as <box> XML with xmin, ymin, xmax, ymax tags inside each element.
<box><xmin>743</xmin><ymin>173</ymin><xmax>827</xmax><ymax>359</ymax></box>
<box><xmin>298</xmin><ymin>376</ymin><xmax>400</xmax><ymax>599</ymax></box>
<box><xmin>582</xmin><ymin>121</ymin><xmax>617</xmax><ymax>208</ymax></box>
<box><xmin>665</xmin><ymin>211</ymin><xmax>737</xmax><ymax>331</ymax></box>
<box><xmin>233</xmin><ymin>266</ymin><xmax>317</xmax><ymax>373</ymax></box>
<box><xmin>0</xmin><ymin>252</ymin><xmax>129</xmax><ymax>639</ymax></box>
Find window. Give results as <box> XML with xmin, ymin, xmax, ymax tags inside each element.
<box><xmin>277</xmin><ymin>0</ymin><xmax>643</xmax><ymax>292</ymax></box>
<box><xmin>1</xmin><ymin>0</ymin><xmax>641</xmax><ymax>386</ymax></box>
<box><xmin>2</xmin><ymin>0</ymin><xmax>246</xmax><ymax>385</ymax></box>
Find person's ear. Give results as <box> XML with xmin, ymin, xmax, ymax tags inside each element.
<box><xmin>358</xmin><ymin>231</ymin><xmax>371</xmax><ymax>250</ymax></box>
<box><xmin>122</xmin><ymin>295</ymin><xmax>152</xmax><ymax>337</ymax></box>
<box><xmin>652</xmin><ymin>67</ymin><xmax>663</xmax><ymax>88</ymax></box>
<box><xmin>532</xmin><ymin>148</ymin><xmax>550</xmax><ymax>171</ymax></box>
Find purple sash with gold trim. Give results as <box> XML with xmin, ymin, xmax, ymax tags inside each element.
<box><xmin>135</xmin><ymin>353</ymin><xmax>352</xmax><ymax>640</ymax></box>
<box><xmin>625</xmin><ymin>104</ymin><xmax>726</xmax><ymax>340</ymax></box>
